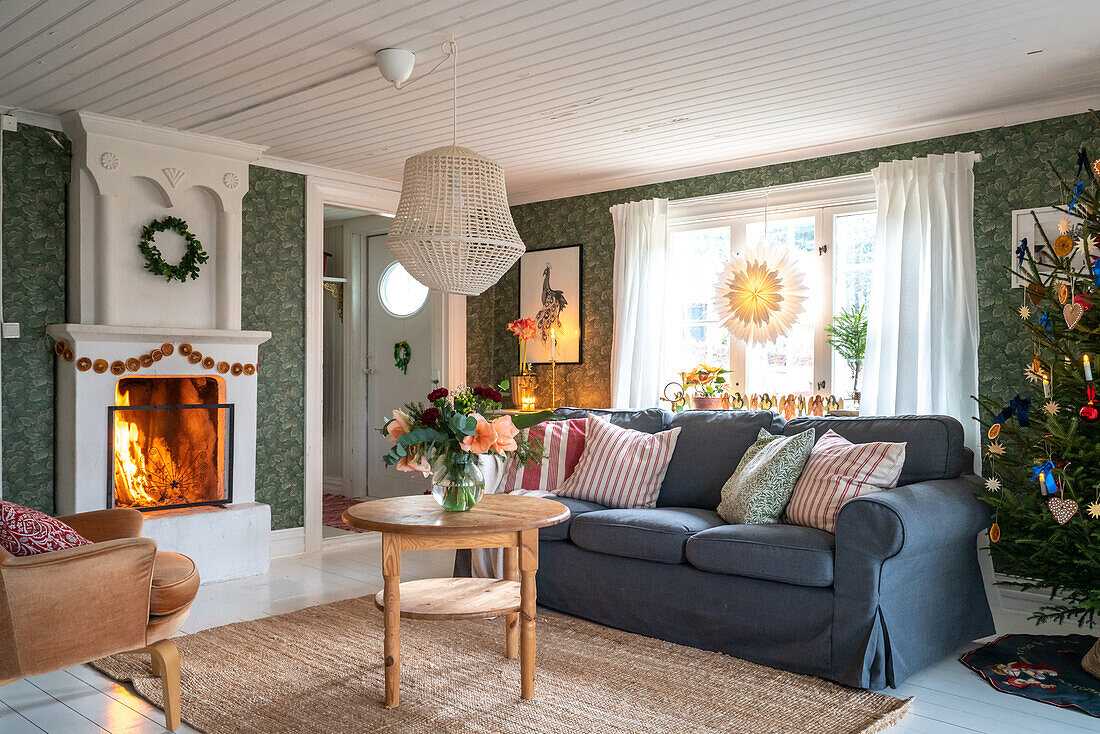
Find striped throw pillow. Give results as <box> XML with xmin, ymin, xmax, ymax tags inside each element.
<box><xmin>785</xmin><ymin>429</ymin><xmax>906</xmax><ymax>533</ymax></box>
<box><xmin>556</xmin><ymin>415</ymin><xmax>681</xmax><ymax>509</ymax></box>
<box><xmin>500</xmin><ymin>418</ymin><xmax>587</xmax><ymax>493</ymax></box>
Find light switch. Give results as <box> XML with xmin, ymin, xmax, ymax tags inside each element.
<box><xmin>2</xmin><ymin>322</ymin><xmax>20</xmax><ymax>339</ymax></box>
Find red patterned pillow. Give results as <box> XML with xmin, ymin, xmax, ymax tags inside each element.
<box><xmin>0</xmin><ymin>501</ymin><xmax>92</xmax><ymax>557</ymax></box>
<box><xmin>785</xmin><ymin>430</ymin><xmax>906</xmax><ymax>533</ymax></box>
<box><xmin>500</xmin><ymin>418</ymin><xmax>587</xmax><ymax>493</ymax></box>
<box><xmin>556</xmin><ymin>415</ymin><xmax>681</xmax><ymax>509</ymax></box>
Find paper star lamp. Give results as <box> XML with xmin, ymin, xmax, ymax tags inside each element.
<box><xmin>714</xmin><ymin>244</ymin><xmax>808</xmax><ymax>345</ymax></box>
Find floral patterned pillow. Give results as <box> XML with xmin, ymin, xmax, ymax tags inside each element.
<box><xmin>717</xmin><ymin>428</ymin><xmax>815</xmax><ymax>525</ymax></box>
<box><xmin>0</xmin><ymin>501</ymin><xmax>92</xmax><ymax>557</ymax></box>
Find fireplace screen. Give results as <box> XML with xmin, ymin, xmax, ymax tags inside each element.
<box><xmin>109</xmin><ymin>376</ymin><xmax>233</xmax><ymax>512</ymax></box>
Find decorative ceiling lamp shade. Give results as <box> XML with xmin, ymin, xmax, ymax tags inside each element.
<box><xmin>386</xmin><ymin>144</ymin><xmax>525</xmax><ymax>295</ymax></box>
<box><xmin>383</xmin><ymin>37</ymin><xmax>524</xmax><ymax>296</ymax></box>
<box><xmin>714</xmin><ymin>243</ymin><xmax>808</xmax><ymax>345</ymax></box>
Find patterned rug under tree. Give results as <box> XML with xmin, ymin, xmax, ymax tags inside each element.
<box><xmin>960</xmin><ymin>634</ymin><xmax>1100</xmax><ymax>717</ymax></box>
<box><xmin>93</xmin><ymin>597</ymin><xmax>910</xmax><ymax>734</ymax></box>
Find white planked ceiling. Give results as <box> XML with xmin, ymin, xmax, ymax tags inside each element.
<box><xmin>2</xmin><ymin>0</ymin><xmax>1098</xmax><ymax>204</ymax></box>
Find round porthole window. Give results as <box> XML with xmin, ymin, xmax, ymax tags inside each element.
<box><xmin>379</xmin><ymin>261</ymin><xmax>429</xmax><ymax>317</ymax></box>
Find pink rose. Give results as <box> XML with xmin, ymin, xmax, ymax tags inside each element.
<box><xmin>490</xmin><ymin>415</ymin><xmax>519</xmax><ymax>453</ymax></box>
<box><xmin>386</xmin><ymin>410</ymin><xmax>412</xmax><ymax>444</ymax></box>
<box><xmin>460</xmin><ymin>412</ymin><xmax>497</xmax><ymax>454</ymax></box>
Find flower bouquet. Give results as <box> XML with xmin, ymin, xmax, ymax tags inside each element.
<box><xmin>380</xmin><ymin>385</ymin><xmax>552</xmax><ymax>511</ymax></box>
<box><xmin>507</xmin><ymin>318</ymin><xmax>538</xmax><ymax>409</ymax></box>
<box><xmin>684</xmin><ymin>363</ymin><xmax>731</xmax><ymax>409</ymax></box>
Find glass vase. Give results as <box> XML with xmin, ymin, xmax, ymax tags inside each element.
<box><xmin>430</xmin><ymin>458</ymin><xmax>485</xmax><ymax>512</ymax></box>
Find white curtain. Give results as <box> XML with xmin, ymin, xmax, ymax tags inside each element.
<box><xmin>862</xmin><ymin>152</ymin><xmax>980</xmax><ymax>457</ymax></box>
<box><xmin>609</xmin><ymin>199</ymin><xmax>670</xmax><ymax>409</ymax></box>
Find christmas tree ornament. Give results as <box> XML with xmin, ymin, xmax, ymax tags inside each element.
<box><xmin>1016</xmin><ymin>237</ymin><xmax>1029</xmax><ymax>268</ymax></box>
<box><xmin>1053</xmin><ymin>234</ymin><xmax>1076</xmax><ymax>258</ymax></box>
<box><xmin>1043</xmin><ymin>399</ymin><xmax>1060</xmax><ymax>416</ymax></box>
<box><xmin>1031</xmin><ymin>461</ymin><xmax>1059</xmax><ymax>496</ymax></box>
<box><xmin>987</xmin><ymin>423</ymin><xmax>1001</xmax><ymax>439</ymax></box>
<box><xmin>1024</xmin><ymin>364</ymin><xmax>1043</xmax><ymax>383</ymax></box>
<box><xmin>1058</xmin><ymin>217</ymin><xmax>1072</xmax><ymax>235</ymax></box>
<box><xmin>1080</xmin><ymin>386</ymin><xmax>1098</xmax><ymax>422</ymax></box>
<box><xmin>984</xmin><ymin>476</ymin><xmax>1002</xmax><ymax>493</ymax></box>
<box><xmin>1048</xmin><ymin>495</ymin><xmax>1079</xmax><ymax>525</ymax></box>
<box><xmin>1094</xmin><ymin>158</ymin><xmax>1100</xmax><ymax>179</ymax></box>
<box><xmin>1018</xmin><ymin>304</ymin><xmax>1031</xmax><ymax>320</ymax></box>
<box><xmin>1093</xmin><ymin>257</ymin><xmax>1100</xmax><ymax>287</ymax></box>
<box><xmin>1087</xmin><ymin>501</ymin><xmax>1100</xmax><ymax>519</ymax></box>
<box><xmin>1039</xmin><ymin>311</ymin><xmax>1053</xmax><ymax>339</ymax></box>
<box><xmin>1028</xmin><ymin>282</ymin><xmax>1046</xmax><ymax>306</ymax></box>
<box><xmin>992</xmin><ymin>395</ymin><xmax>1031</xmax><ymax>430</ymax></box>
<box><xmin>989</xmin><ymin>522</ymin><xmax>1001</xmax><ymax>543</ymax></box>
<box><xmin>1065</xmin><ymin>302</ymin><xmax>1085</xmax><ymax>329</ymax></box>
<box><xmin>1058</xmin><ymin>283</ymin><xmax>1070</xmax><ymax>304</ymax></box>
<box><xmin>986</xmin><ymin>441</ymin><xmax>1006</xmax><ymax>458</ymax></box>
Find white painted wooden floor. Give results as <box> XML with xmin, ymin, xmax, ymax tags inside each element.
<box><xmin>2</xmin><ymin>536</ymin><xmax>1097</xmax><ymax>734</ymax></box>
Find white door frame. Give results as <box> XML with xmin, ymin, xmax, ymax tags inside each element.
<box><xmin>303</xmin><ymin>177</ymin><xmax>466</xmax><ymax>553</ymax></box>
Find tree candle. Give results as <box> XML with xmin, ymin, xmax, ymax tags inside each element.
<box><xmin>551</xmin><ymin>328</ymin><xmax>557</xmax><ymax>362</ymax></box>
<box><xmin>1085</xmin><ymin>355</ymin><xmax>1093</xmax><ymax>382</ymax></box>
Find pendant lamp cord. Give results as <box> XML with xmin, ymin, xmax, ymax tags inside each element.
<box><xmin>450</xmin><ymin>37</ymin><xmax>457</xmax><ymax>145</ymax></box>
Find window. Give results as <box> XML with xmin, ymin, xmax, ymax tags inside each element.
<box><xmin>666</xmin><ymin>185</ymin><xmax>876</xmax><ymax>398</ymax></box>
<box><xmin>379</xmin><ymin>261</ymin><xmax>429</xmax><ymax>317</ymax></box>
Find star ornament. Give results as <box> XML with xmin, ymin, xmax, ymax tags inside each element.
<box><xmin>986</xmin><ymin>441</ymin><xmax>1006</xmax><ymax>458</ymax></box>
<box><xmin>1025</xmin><ymin>366</ymin><xmax>1044</xmax><ymax>384</ymax></box>
<box><xmin>1088</xmin><ymin>501</ymin><xmax>1100</xmax><ymax>519</ymax></box>
<box><xmin>714</xmin><ymin>243</ymin><xmax>808</xmax><ymax>346</ymax></box>
<box><xmin>1058</xmin><ymin>217</ymin><xmax>1071</xmax><ymax>235</ymax></box>
<box><xmin>984</xmin><ymin>476</ymin><xmax>1002</xmax><ymax>493</ymax></box>
<box><xmin>1043</xmin><ymin>400</ymin><xmax>1060</xmax><ymax>416</ymax></box>
<box><xmin>1018</xmin><ymin>304</ymin><xmax>1031</xmax><ymax>320</ymax></box>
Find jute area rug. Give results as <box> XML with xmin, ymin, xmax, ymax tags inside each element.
<box><xmin>93</xmin><ymin>596</ymin><xmax>910</xmax><ymax>734</ymax></box>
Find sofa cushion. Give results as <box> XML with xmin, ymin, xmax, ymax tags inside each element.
<box><xmin>717</xmin><ymin>427</ymin><xmax>815</xmax><ymax>524</ymax></box>
<box><xmin>784</xmin><ymin>414</ymin><xmax>965</xmax><ymax>483</ymax></box>
<box><xmin>539</xmin><ymin>496</ymin><xmax>606</xmax><ymax>541</ymax></box>
<box><xmin>150</xmin><ymin>551</ymin><xmax>200</xmax><ymax>616</ymax></box>
<box><xmin>685</xmin><ymin>523</ymin><xmax>836</xmax><ymax>587</ymax></box>
<box><xmin>557</xmin><ymin>416</ymin><xmax>681</xmax><ymax>509</ymax></box>
<box><xmin>569</xmin><ymin>507</ymin><xmax>726</xmax><ymax>564</ymax></box>
<box><xmin>555</xmin><ymin>406</ymin><xmax>668</xmax><ymax>434</ymax></box>
<box><xmin>658</xmin><ymin>410</ymin><xmax>787</xmax><ymax>509</ymax></box>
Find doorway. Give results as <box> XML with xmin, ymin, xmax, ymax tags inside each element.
<box><xmin>303</xmin><ymin>177</ymin><xmax>467</xmax><ymax>554</ymax></box>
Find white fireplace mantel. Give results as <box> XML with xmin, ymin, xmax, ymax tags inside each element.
<box><xmin>48</xmin><ymin>323</ymin><xmax>272</xmax><ymax>346</ymax></box>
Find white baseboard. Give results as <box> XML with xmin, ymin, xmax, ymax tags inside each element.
<box><xmin>270</xmin><ymin>526</ymin><xmax>306</xmax><ymax>558</ymax></box>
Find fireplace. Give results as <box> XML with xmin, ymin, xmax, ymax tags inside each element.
<box><xmin>109</xmin><ymin>376</ymin><xmax>234</xmax><ymax>512</ymax></box>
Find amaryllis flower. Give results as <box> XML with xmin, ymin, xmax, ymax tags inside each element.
<box><xmin>460</xmin><ymin>412</ymin><xmax>497</xmax><ymax>454</ymax></box>
<box><xmin>385</xmin><ymin>410</ymin><xmax>412</xmax><ymax>444</ymax></box>
<box><xmin>508</xmin><ymin>318</ymin><xmax>537</xmax><ymax>341</ymax></box>
<box><xmin>420</xmin><ymin>407</ymin><xmax>442</xmax><ymax>427</ymax></box>
<box><xmin>396</xmin><ymin>451</ymin><xmax>431</xmax><ymax>476</ymax></box>
<box><xmin>428</xmin><ymin>387</ymin><xmax>449</xmax><ymax>402</ymax></box>
<box><xmin>490</xmin><ymin>415</ymin><xmax>519</xmax><ymax>453</ymax></box>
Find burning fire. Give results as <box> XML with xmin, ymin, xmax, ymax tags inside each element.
<box><xmin>113</xmin><ymin>378</ymin><xmax>224</xmax><ymax>510</ymax></box>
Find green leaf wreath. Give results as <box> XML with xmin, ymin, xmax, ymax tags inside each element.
<box><xmin>138</xmin><ymin>216</ymin><xmax>209</xmax><ymax>283</ymax></box>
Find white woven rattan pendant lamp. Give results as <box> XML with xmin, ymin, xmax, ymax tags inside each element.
<box><xmin>384</xmin><ymin>39</ymin><xmax>525</xmax><ymax>295</ymax></box>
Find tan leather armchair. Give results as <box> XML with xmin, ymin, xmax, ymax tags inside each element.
<box><xmin>0</xmin><ymin>508</ymin><xmax>199</xmax><ymax>731</ymax></box>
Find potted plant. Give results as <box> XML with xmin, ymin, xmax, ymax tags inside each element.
<box><xmin>507</xmin><ymin>318</ymin><xmax>538</xmax><ymax>410</ymax></box>
<box><xmin>379</xmin><ymin>385</ymin><xmax>548</xmax><ymax>511</ymax></box>
<box><xmin>684</xmin><ymin>363</ymin><xmax>730</xmax><ymax>410</ymax></box>
<box><xmin>824</xmin><ymin>305</ymin><xmax>868</xmax><ymax>406</ymax></box>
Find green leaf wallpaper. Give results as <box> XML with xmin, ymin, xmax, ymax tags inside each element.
<box><xmin>1</xmin><ymin>125</ymin><xmax>70</xmax><ymax>514</ymax></box>
<box><xmin>242</xmin><ymin>165</ymin><xmax>306</xmax><ymax>530</ymax></box>
<box><xmin>468</xmin><ymin>111</ymin><xmax>1095</xmax><ymax>410</ymax></box>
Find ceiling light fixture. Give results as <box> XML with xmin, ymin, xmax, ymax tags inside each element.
<box><xmin>383</xmin><ymin>38</ymin><xmax>525</xmax><ymax>295</ymax></box>
<box><xmin>375</xmin><ymin>48</ymin><xmax>416</xmax><ymax>89</ymax></box>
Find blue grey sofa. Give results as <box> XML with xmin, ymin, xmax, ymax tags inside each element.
<box><xmin>456</xmin><ymin>408</ymin><xmax>995</xmax><ymax>690</ymax></box>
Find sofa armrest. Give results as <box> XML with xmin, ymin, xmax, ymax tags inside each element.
<box><xmin>0</xmin><ymin>537</ymin><xmax>157</xmax><ymax>679</ymax></box>
<box><xmin>830</xmin><ymin>477</ymin><xmax>994</xmax><ymax>688</ymax></box>
<box><xmin>834</xmin><ymin>476</ymin><xmax>988</xmax><ymax>561</ymax></box>
<box><xmin>56</xmin><ymin>508</ymin><xmax>144</xmax><ymax>542</ymax></box>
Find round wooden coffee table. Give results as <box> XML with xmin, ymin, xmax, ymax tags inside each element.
<box><xmin>343</xmin><ymin>494</ymin><xmax>569</xmax><ymax>708</ymax></box>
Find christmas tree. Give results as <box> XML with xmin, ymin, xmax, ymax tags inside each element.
<box><xmin>976</xmin><ymin>113</ymin><xmax>1100</xmax><ymax>640</ymax></box>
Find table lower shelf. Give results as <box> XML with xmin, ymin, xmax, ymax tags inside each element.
<box><xmin>373</xmin><ymin>577</ymin><xmax>521</xmax><ymax>620</ymax></box>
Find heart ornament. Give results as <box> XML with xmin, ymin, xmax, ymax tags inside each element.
<box><xmin>1064</xmin><ymin>302</ymin><xmax>1084</xmax><ymax>329</ymax></box>
<box><xmin>1027</xmin><ymin>282</ymin><xmax>1046</xmax><ymax>306</ymax></box>
<box><xmin>1048</xmin><ymin>496</ymin><xmax>1078</xmax><ymax>525</ymax></box>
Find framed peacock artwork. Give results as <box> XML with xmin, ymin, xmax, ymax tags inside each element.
<box><xmin>518</xmin><ymin>244</ymin><xmax>583</xmax><ymax>364</ymax></box>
